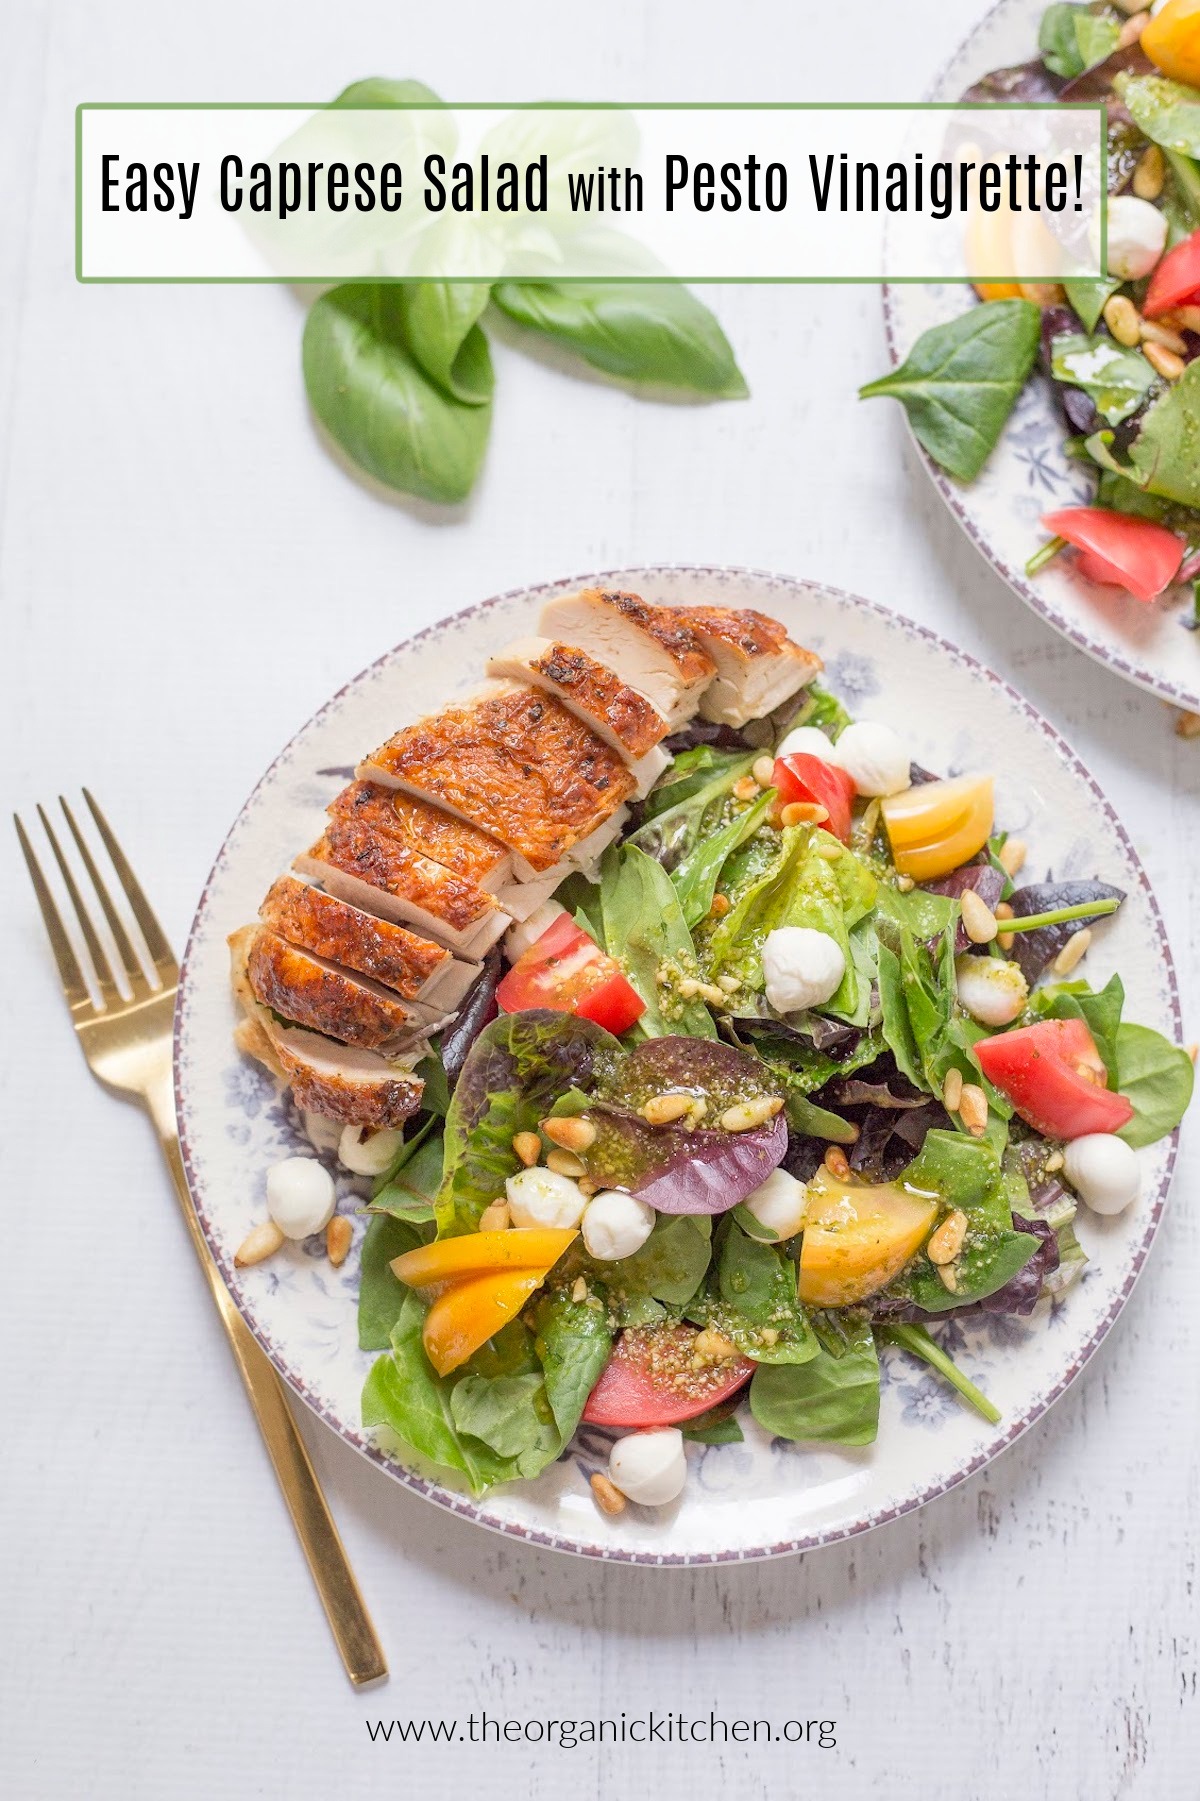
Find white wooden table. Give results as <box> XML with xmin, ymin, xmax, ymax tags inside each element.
<box><xmin>3</xmin><ymin>2</ymin><xmax>1197</xmax><ymax>1795</ymax></box>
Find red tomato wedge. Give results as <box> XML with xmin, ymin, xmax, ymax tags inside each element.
<box><xmin>772</xmin><ymin>752</ymin><xmax>856</xmax><ymax>843</ymax></box>
<box><xmin>1042</xmin><ymin>507</ymin><xmax>1185</xmax><ymax>603</ymax></box>
<box><xmin>496</xmin><ymin>913</ymin><xmax>645</xmax><ymax>1036</ymax></box>
<box><xmin>582</xmin><ymin>1325</ymin><xmax>755</xmax><ymax>1428</ymax></box>
<box><xmin>1143</xmin><ymin>228</ymin><xmax>1200</xmax><ymax>318</ymax></box>
<box><xmin>973</xmin><ymin>1018</ymin><xmax>1134</xmax><ymax>1140</ymax></box>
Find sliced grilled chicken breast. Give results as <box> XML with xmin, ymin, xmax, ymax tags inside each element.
<box><xmin>359</xmin><ymin>684</ymin><xmax>635</xmax><ymax>878</ymax></box>
<box><xmin>537</xmin><ymin>590</ymin><xmax>715</xmax><ymax>730</ymax></box>
<box><xmin>229</xmin><ymin>927</ymin><xmax>424</xmax><ymax>1128</ymax></box>
<box><xmin>260</xmin><ymin>874</ymin><xmax>452</xmax><ymax>1002</ymax></box>
<box><xmin>295</xmin><ymin>817</ymin><xmax>509</xmax><ymax>956</ymax></box>
<box><xmin>247</xmin><ymin>927</ymin><xmax>441</xmax><ymax>1054</ymax></box>
<box><xmin>327</xmin><ymin>780</ymin><xmax>512</xmax><ymax>891</ymax></box>
<box><xmin>676</xmin><ymin>606</ymin><xmax>823</xmax><ymax>726</ymax></box>
<box><xmin>484</xmin><ymin>638</ymin><xmax>670</xmax><ymax>796</ymax></box>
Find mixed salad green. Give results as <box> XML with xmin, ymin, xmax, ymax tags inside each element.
<box><xmin>355</xmin><ymin>682</ymin><xmax>1193</xmax><ymax>1502</ymax></box>
<box><xmin>861</xmin><ymin>2</ymin><xmax>1200</xmax><ymax>619</ymax></box>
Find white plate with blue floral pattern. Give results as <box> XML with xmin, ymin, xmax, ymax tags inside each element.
<box><xmin>175</xmin><ymin>566</ymin><xmax>1183</xmax><ymax>1563</ymax></box>
<box><xmin>883</xmin><ymin>0</ymin><xmax>1200</xmax><ymax>715</ymax></box>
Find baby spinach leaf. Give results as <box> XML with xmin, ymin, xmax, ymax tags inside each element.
<box><xmin>1124</xmin><ymin>361</ymin><xmax>1200</xmax><ymax>509</ymax></box>
<box><xmin>450</xmin><ymin>1372</ymin><xmax>554</xmax><ymax>1463</ymax></box>
<box><xmin>358</xmin><ymin>1213</ymin><xmax>425</xmax><ymax>1350</ymax></box>
<box><xmin>1051</xmin><ymin>333</ymin><xmax>1155</xmax><ymax>426</ymax></box>
<box><xmin>491</xmin><ymin>280</ymin><xmax>749</xmax><ymax>397</ymax></box>
<box><xmin>888</xmin><ymin>1131</ymin><xmax>1035</xmax><ymax>1313</ymax></box>
<box><xmin>692</xmin><ymin>1220</ymin><xmax>819</xmax><ymax>1364</ymax></box>
<box><xmin>370</xmin><ymin>1131</ymin><xmax>443</xmax><ymax>1221</ymax></box>
<box><xmin>859</xmin><ymin>300</ymin><xmax>1041</xmax><ymax>481</ymax></box>
<box><xmin>575</xmin><ymin>1213</ymin><xmax>713</xmax><ymax>1315</ymax></box>
<box><xmin>749</xmin><ymin>1313</ymin><xmax>880</xmax><ymax>1444</ymax></box>
<box><xmin>395</xmin><ymin>282</ymin><xmax>493</xmax><ymax>404</ymax></box>
<box><xmin>1114</xmin><ymin>1022</ymin><xmax>1195</xmax><ymax>1147</ymax></box>
<box><xmin>682</xmin><ymin>1407</ymin><xmax>745</xmax><ymax>1445</ymax></box>
<box><xmin>1117</xmin><ymin>71</ymin><xmax>1200</xmax><ymax>160</ymax></box>
<box><xmin>1038</xmin><ymin>4</ymin><xmax>1117</xmax><ymax>79</ymax></box>
<box><xmin>302</xmin><ymin>284</ymin><xmax>493</xmax><ymax>503</ymax></box>
<box><xmin>534</xmin><ymin>1291</ymin><xmax>615</xmax><ymax>1441</ymax></box>
<box><xmin>1063</xmin><ymin>274</ymin><xmax>1121</xmax><ymax>334</ymax></box>
<box><xmin>598</xmin><ymin>844</ymin><xmax>716</xmax><ymax>1037</ymax></box>
<box><xmin>330</xmin><ymin>77</ymin><xmax>446</xmax><ymax>110</ymax></box>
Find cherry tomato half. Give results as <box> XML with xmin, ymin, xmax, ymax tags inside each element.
<box><xmin>772</xmin><ymin>753</ymin><xmax>856</xmax><ymax>843</ymax></box>
<box><xmin>1043</xmin><ymin>507</ymin><xmax>1185</xmax><ymax>603</ymax></box>
<box><xmin>582</xmin><ymin>1325</ymin><xmax>755</xmax><ymax>1427</ymax></box>
<box><xmin>496</xmin><ymin>913</ymin><xmax>645</xmax><ymax>1036</ymax></box>
<box><xmin>1143</xmin><ymin>227</ymin><xmax>1200</xmax><ymax>319</ymax></box>
<box><xmin>973</xmin><ymin>1018</ymin><xmax>1134</xmax><ymax>1140</ymax></box>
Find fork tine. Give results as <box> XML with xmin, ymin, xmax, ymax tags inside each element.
<box><xmin>14</xmin><ymin>813</ymin><xmax>92</xmax><ymax>1010</ymax></box>
<box><xmin>36</xmin><ymin>804</ymin><xmax>120</xmax><ymax>1003</ymax></box>
<box><xmin>57</xmin><ymin>797</ymin><xmax>147</xmax><ymax>992</ymax></box>
<box><xmin>82</xmin><ymin>788</ymin><xmax>175</xmax><ymax>973</ymax></box>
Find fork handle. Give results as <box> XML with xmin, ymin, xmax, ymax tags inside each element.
<box><xmin>146</xmin><ymin>1070</ymin><xmax>387</xmax><ymax>1687</ymax></box>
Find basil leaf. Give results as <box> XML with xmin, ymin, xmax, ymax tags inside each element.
<box><xmin>358</xmin><ymin>1213</ymin><xmax>425</xmax><ymax>1350</ymax></box>
<box><xmin>395</xmin><ymin>283</ymin><xmax>493</xmax><ymax>404</ymax></box>
<box><xmin>1051</xmin><ymin>332</ymin><xmax>1155</xmax><ymax>426</ymax></box>
<box><xmin>1118</xmin><ymin>72</ymin><xmax>1200</xmax><ymax>161</ymax></box>
<box><xmin>1114</xmin><ymin>1022</ymin><xmax>1195</xmax><ymax>1148</ymax></box>
<box><xmin>492</xmin><ymin>280</ymin><xmax>748</xmax><ymax>398</ymax></box>
<box><xmin>859</xmin><ymin>300</ymin><xmax>1041</xmax><ymax>481</ymax></box>
<box><xmin>1073</xmin><ymin>12</ymin><xmax>1120</xmax><ymax>74</ymax></box>
<box><xmin>749</xmin><ymin>1314</ymin><xmax>880</xmax><ymax>1445</ymax></box>
<box><xmin>302</xmin><ymin>284</ymin><xmax>493</xmax><ymax>503</ymax></box>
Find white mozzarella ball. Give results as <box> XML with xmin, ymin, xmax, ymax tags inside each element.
<box><xmin>581</xmin><ymin>1191</ymin><xmax>657</xmax><ymax>1260</ymax></box>
<box><xmin>955</xmin><ymin>954</ymin><xmax>1029</xmax><ymax>1027</ymax></box>
<box><xmin>762</xmin><ymin>927</ymin><xmax>846</xmax><ymax>1014</ymax></box>
<box><xmin>265</xmin><ymin>1157</ymin><xmax>337</xmax><ymax>1239</ymax></box>
<box><xmin>741</xmin><ymin>1166</ymin><xmax>808</xmax><ymax>1240</ymax></box>
<box><xmin>775</xmin><ymin>725</ymin><xmax>837</xmax><ymax>762</ymax></box>
<box><xmin>608</xmin><ymin>1428</ymin><xmax>688</xmax><ymax>1506</ymax></box>
<box><xmin>1089</xmin><ymin>195</ymin><xmax>1167</xmax><ymax>282</ymax></box>
<box><xmin>826</xmin><ymin>720</ymin><xmax>912</xmax><ymax>797</ymax></box>
<box><xmin>338</xmin><ymin>1124</ymin><xmax>405</xmax><ymax>1176</ymax></box>
<box><xmin>503</xmin><ymin>899</ymin><xmax>567</xmax><ymax>964</ymax></box>
<box><xmin>1063</xmin><ymin>1133</ymin><xmax>1141</xmax><ymax>1216</ymax></box>
<box><xmin>505</xmin><ymin>1165</ymin><xmax>589</xmax><ymax>1229</ymax></box>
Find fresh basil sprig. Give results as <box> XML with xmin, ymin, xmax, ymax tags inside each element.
<box><xmin>859</xmin><ymin>299</ymin><xmax>1041</xmax><ymax>482</ymax></box>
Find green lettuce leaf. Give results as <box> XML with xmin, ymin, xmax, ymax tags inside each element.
<box><xmin>749</xmin><ymin>1312</ymin><xmax>880</xmax><ymax>1445</ymax></box>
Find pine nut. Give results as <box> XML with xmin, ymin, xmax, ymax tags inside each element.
<box><xmin>895</xmin><ymin>874</ymin><xmax>915</xmax><ymax>892</ymax></box>
<box><xmin>541</xmin><ymin>1115</ymin><xmax>597</xmax><ymax>1153</ymax></box>
<box><xmin>1176</xmin><ymin>710</ymin><xmax>1200</xmax><ymax>740</ymax></box>
<box><xmin>752</xmin><ymin>756</ymin><xmax>777</xmax><ymax>787</ymax></box>
<box><xmin>577</xmin><ymin>1177</ymin><xmax>599</xmax><ymax>1199</ymax></box>
<box><xmin>959</xmin><ymin>1084</ymin><xmax>989</xmax><ymax>1138</ymax></box>
<box><xmin>478</xmin><ymin>1200</ymin><xmax>511</xmax><ymax>1231</ymax></box>
<box><xmin>824</xmin><ymin>1146</ymin><xmax>852</xmax><ymax>1181</ymax></box>
<box><xmin>717</xmin><ymin>974</ymin><xmax>741</xmax><ymax>993</ymax></box>
<box><xmin>546</xmin><ymin>1148</ymin><xmax>586</xmax><ymax>1178</ymax></box>
<box><xmin>325</xmin><ymin>1214</ymin><xmax>353</xmax><ymax>1266</ymax></box>
<box><xmin>1053</xmin><ymin>927</ymin><xmax>1092</xmax><ymax>975</ymax></box>
<box><xmin>235</xmin><ymin>1220</ymin><xmax>284</xmax><ymax>1266</ymax></box>
<box><xmin>1141</xmin><ymin>319</ymin><xmax>1188</xmax><ymax>356</ymax></box>
<box><xmin>693</xmin><ymin>1328</ymin><xmax>739</xmax><ymax>1363</ymax></box>
<box><xmin>943</xmin><ymin>1067</ymin><xmax>964</xmax><ymax>1113</ymax></box>
<box><xmin>732</xmin><ymin>776</ymin><xmax>760</xmax><ymax>801</ymax></box>
<box><xmin>1163</xmin><ymin>305</ymin><xmax>1200</xmax><ymax>334</ymax></box>
<box><xmin>927</xmin><ymin>1209</ymin><xmax>968</xmax><ymax>1266</ymax></box>
<box><xmin>642</xmin><ymin>1091</ymin><xmax>694</xmax><ymax>1126</ymax></box>
<box><xmin>512</xmin><ymin>1131</ymin><xmax>542</xmax><ymax>1167</ymax></box>
<box><xmin>1188</xmin><ymin>1043</ymin><xmax>1199</xmax><ymax>1066</ymax></box>
<box><xmin>1019</xmin><ymin>282</ymin><xmax>1064</xmax><ymax>307</ymax></box>
<box><xmin>998</xmin><ymin>837</ymin><xmax>1027</xmax><ymax>878</ymax></box>
<box><xmin>1132</xmin><ymin>143</ymin><xmax>1165</xmax><ymax>199</ymax></box>
<box><xmin>571</xmin><ymin>1276</ymin><xmax>588</xmax><ymax>1303</ymax></box>
<box><xmin>1144</xmin><ymin>341</ymin><xmax>1185</xmax><ymax>382</ymax></box>
<box><xmin>937</xmin><ymin>1262</ymin><xmax>959</xmax><ymax>1293</ymax></box>
<box><xmin>1044</xmin><ymin>1151</ymin><xmax>1065</xmax><ymax>1174</ymax></box>
<box><xmin>1117</xmin><ymin>9</ymin><xmax>1148</xmax><ymax>46</ymax></box>
<box><xmin>814</xmin><ymin>840</ymin><xmax>844</xmax><ymax>860</ymax></box>
<box><xmin>720</xmin><ymin>1096</ymin><xmax>784</xmax><ymax>1132</ymax></box>
<box><xmin>1103</xmin><ymin>295</ymin><xmax>1142</xmax><ymax>348</ymax></box>
<box><xmin>961</xmin><ymin>888</ymin><xmax>999</xmax><ymax>944</ymax></box>
<box><xmin>708</xmin><ymin>893</ymin><xmax>731</xmax><ymax>917</ymax></box>
<box><xmin>995</xmin><ymin>900</ymin><xmax>1016</xmax><ymax>952</ymax></box>
<box><xmin>677</xmin><ymin>977</ymin><xmax>701</xmax><ymax>998</ymax></box>
<box><xmin>590</xmin><ymin>1472</ymin><xmax>627</xmax><ymax>1516</ymax></box>
<box><xmin>781</xmin><ymin>801</ymin><xmax>828</xmax><ymax>827</ymax></box>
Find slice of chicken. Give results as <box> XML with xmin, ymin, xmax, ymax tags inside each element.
<box><xmin>484</xmin><ymin>638</ymin><xmax>670</xmax><ymax>797</ymax></box>
<box><xmin>247</xmin><ymin>928</ymin><xmax>442</xmax><ymax>1054</ymax></box>
<box><xmin>260</xmin><ymin>874</ymin><xmax>454</xmax><ymax>1003</ymax></box>
<box><xmin>673</xmin><ymin>606</ymin><xmax>824</xmax><ymax>726</ymax></box>
<box><xmin>327</xmin><ymin>780</ymin><xmax>512</xmax><ymax>891</ymax></box>
<box><xmin>359</xmin><ymin>683</ymin><xmax>635</xmax><ymax>879</ymax></box>
<box><xmin>294</xmin><ymin>817</ymin><xmax>509</xmax><ymax>957</ymax></box>
<box><xmin>537</xmin><ymin>590</ymin><xmax>715</xmax><ymax>730</ymax></box>
<box><xmin>229</xmin><ymin>927</ymin><xmax>424</xmax><ymax>1129</ymax></box>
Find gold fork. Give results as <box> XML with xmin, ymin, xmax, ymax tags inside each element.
<box><xmin>15</xmin><ymin>792</ymin><xmax>387</xmax><ymax>1688</ymax></box>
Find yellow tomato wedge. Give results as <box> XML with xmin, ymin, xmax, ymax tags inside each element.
<box><xmin>798</xmin><ymin>1167</ymin><xmax>940</xmax><ymax>1308</ymax></box>
<box><xmin>1142</xmin><ymin>0</ymin><xmax>1200</xmax><ymax>86</ymax></box>
<box><xmin>390</xmin><ymin>1227</ymin><xmax>577</xmax><ymax>1289</ymax></box>
<box><xmin>880</xmin><ymin>774</ymin><xmax>994</xmax><ymax>882</ymax></box>
<box><xmin>422</xmin><ymin>1268</ymin><xmax>550</xmax><ymax>1377</ymax></box>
